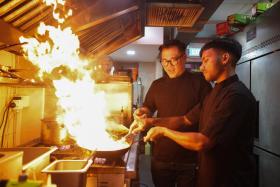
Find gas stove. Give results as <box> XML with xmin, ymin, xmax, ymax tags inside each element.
<box><xmin>87</xmin><ymin>157</ymin><xmax>126</xmax><ymax>187</ymax></box>
<box><xmin>33</xmin><ymin>135</ymin><xmax>139</xmax><ymax>187</ymax></box>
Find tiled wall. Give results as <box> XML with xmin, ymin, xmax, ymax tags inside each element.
<box><xmin>0</xmin><ymin>51</ymin><xmax>44</xmax><ymax>147</ymax></box>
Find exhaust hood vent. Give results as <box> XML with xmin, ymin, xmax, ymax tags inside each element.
<box><xmin>147</xmin><ymin>3</ymin><xmax>204</xmax><ymax>27</ymax></box>
<box><xmin>76</xmin><ymin>8</ymin><xmax>143</xmax><ymax>58</ymax></box>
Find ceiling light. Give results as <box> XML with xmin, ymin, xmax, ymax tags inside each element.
<box><xmin>188</xmin><ymin>47</ymin><xmax>201</xmax><ymax>57</ymax></box>
<box><xmin>126</xmin><ymin>50</ymin><xmax>135</xmax><ymax>55</ymax></box>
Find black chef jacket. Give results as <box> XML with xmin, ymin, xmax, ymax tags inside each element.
<box><xmin>143</xmin><ymin>70</ymin><xmax>211</xmax><ymax>163</ymax></box>
<box><xmin>186</xmin><ymin>75</ymin><xmax>256</xmax><ymax>187</ymax></box>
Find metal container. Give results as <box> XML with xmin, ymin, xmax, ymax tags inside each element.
<box><xmin>95</xmin><ymin>81</ymin><xmax>133</xmax><ymax>127</ymax></box>
<box><xmin>42</xmin><ymin>160</ymin><xmax>93</xmax><ymax>187</ymax></box>
<box><xmin>41</xmin><ymin>119</ymin><xmax>70</xmax><ymax>145</ymax></box>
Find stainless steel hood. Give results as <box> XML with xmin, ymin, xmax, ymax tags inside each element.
<box><xmin>0</xmin><ymin>0</ymin><xmax>145</xmax><ymax>58</ymax></box>
<box><xmin>0</xmin><ymin>0</ymin><xmax>221</xmax><ymax>57</ymax></box>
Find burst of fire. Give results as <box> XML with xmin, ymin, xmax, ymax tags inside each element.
<box><xmin>43</xmin><ymin>0</ymin><xmax>72</xmax><ymax>24</ymax></box>
<box><xmin>19</xmin><ymin>0</ymin><xmax>128</xmax><ymax>151</ymax></box>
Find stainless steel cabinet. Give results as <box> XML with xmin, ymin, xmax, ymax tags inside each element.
<box><xmin>236</xmin><ymin>61</ymin><xmax>250</xmax><ymax>89</ymax></box>
<box><xmin>251</xmin><ymin>51</ymin><xmax>280</xmax><ymax>155</ymax></box>
<box><xmin>254</xmin><ymin>147</ymin><xmax>280</xmax><ymax>187</ymax></box>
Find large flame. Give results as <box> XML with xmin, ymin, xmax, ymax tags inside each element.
<box><xmin>19</xmin><ymin>0</ymin><xmax>128</xmax><ymax>151</ymax></box>
<box><xmin>43</xmin><ymin>0</ymin><xmax>72</xmax><ymax>24</ymax></box>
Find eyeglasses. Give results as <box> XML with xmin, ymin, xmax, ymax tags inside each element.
<box><xmin>160</xmin><ymin>54</ymin><xmax>183</xmax><ymax>66</ymax></box>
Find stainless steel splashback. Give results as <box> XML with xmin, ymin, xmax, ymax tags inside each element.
<box><xmin>95</xmin><ymin>80</ymin><xmax>133</xmax><ymax>127</ymax></box>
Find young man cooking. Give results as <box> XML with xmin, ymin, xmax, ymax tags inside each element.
<box><xmin>131</xmin><ymin>40</ymin><xmax>211</xmax><ymax>187</ymax></box>
<box><xmin>132</xmin><ymin>38</ymin><xmax>257</xmax><ymax>187</ymax></box>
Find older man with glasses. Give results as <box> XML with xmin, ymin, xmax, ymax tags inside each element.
<box><xmin>130</xmin><ymin>40</ymin><xmax>211</xmax><ymax>187</ymax></box>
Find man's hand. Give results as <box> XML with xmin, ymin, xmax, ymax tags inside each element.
<box><xmin>133</xmin><ymin>107</ymin><xmax>149</xmax><ymax>121</ymax></box>
<box><xmin>129</xmin><ymin>107</ymin><xmax>151</xmax><ymax>134</ymax></box>
<box><xmin>128</xmin><ymin>120</ymin><xmax>141</xmax><ymax>134</ymax></box>
<box><xmin>144</xmin><ymin>127</ymin><xmax>167</xmax><ymax>142</ymax></box>
<box><xmin>129</xmin><ymin>118</ymin><xmax>153</xmax><ymax>134</ymax></box>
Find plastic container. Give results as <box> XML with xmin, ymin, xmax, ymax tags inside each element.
<box><xmin>42</xmin><ymin>160</ymin><xmax>92</xmax><ymax>187</ymax></box>
<box><xmin>0</xmin><ymin>147</ymin><xmax>57</xmax><ymax>180</ymax></box>
<box><xmin>0</xmin><ymin>151</ymin><xmax>23</xmax><ymax>179</ymax></box>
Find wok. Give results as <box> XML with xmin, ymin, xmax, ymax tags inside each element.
<box><xmin>82</xmin><ymin>136</ymin><xmax>135</xmax><ymax>159</ymax></box>
<box><xmin>91</xmin><ymin>124</ymin><xmax>136</xmax><ymax>159</ymax></box>
<box><xmin>94</xmin><ymin>145</ymin><xmax>131</xmax><ymax>159</ymax></box>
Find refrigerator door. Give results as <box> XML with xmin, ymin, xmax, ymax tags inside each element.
<box><xmin>254</xmin><ymin>147</ymin><xmax>280</xmax><ymax>187</ymax></box>
<box><xmin>236</xmin><ymin>61</ymin><xmax>251</xmax><ymax>89</ymax></box>
<box><xmin>251</xmin><ymin>51</ymin><xmax>280</xmax><ymax>155</ymax></box>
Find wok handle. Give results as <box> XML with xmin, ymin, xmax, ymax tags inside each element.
<box><xmin>83</xmin><ymin>151</ymin><xmax>95</xmax><ymax>168</ymax></box>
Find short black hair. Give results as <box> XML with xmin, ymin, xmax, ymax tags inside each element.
<box><xmin>200</xmin><ymin>38</ymin><xmax>242</xmax><ymax>65</ymax></box>
<box><xmin>159</xmin><ymin>40</ymin><xmax>186</xmax><ymax>56</ymax></box>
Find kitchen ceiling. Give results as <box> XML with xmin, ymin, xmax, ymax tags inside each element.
<box><xmin>110</xmin><ymin>27</ymin><xmax>163</xmax><ymax>63</ymax></box>
<box><xmin>110</xmin><ymin>43</ymin><xmax>160</xmax><ymax>63</ymax></box>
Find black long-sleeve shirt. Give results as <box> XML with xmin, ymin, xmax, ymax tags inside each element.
<box><xmin>186</xmin><ymin>75</ymin><xmax>256</xmax><ymax>187</ymax></box>
<box><xmin>143</xmin><ymin>70</ymin><xmax>211</xmax><ymax>163</ymax></box>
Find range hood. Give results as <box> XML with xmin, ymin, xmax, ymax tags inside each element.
<box><xmin>0</xmin><ymin>0</ymin><xmax>222</xmax><ymax>57</ymax></box>
<box><xmin>0</xmin><ymin>0</ymin><xmax>145</xmax><ymax>58</ymax></box>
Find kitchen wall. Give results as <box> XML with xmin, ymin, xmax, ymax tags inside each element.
<box><xmin>138</xmin><ymin>61</ymin><xmax>156</xmax><ymax>97</ymax></box>
<box><xmin>155</xmin><ymin>59</ymin><xmax>163</xmax><ymax>80</ymax></box>
<box><xmin>114</xmin><ymin>61</ymin><xmax>157</xmax><ymax>100</ymax></box>
<box><xmin>0</xmin><ymin>50</ymin><xmax>44</xmax><ymax>147</ymax></box>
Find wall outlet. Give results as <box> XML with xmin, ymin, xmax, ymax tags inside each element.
<box><xmin>12</xmin><ymin>96</ymin><xmax>30</xmax><ymax>110</ymax></box>
<box><xmin>20</xmin><ymin>96</ymin><xmax>29</xmax><ymax>108</ymax></box>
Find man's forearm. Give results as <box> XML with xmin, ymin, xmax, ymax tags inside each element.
<box><xmin>150</xmin><ymin>116</ymin><xmax>192</xmax><ymax>130</ymax></box>
<box><xmin>163</xmin><ymin>129</ymin><xmax>209</xmax><ymax>151</ymax></box>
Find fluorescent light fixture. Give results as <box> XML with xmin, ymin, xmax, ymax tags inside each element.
<box><xmin>188</xmin><ymin>47</ymin><xmax>201</xmax><ymax>57</ymax></box>
<box><xmin>126</xmin><ymin>50</ymin><xmax>135</xmax><ymax>55</ymax></box>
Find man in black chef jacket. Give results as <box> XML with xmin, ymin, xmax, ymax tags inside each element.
<box><xmin>133</xmin><ymin>38</ymin><xmax>256</xmax><ymax>187</ymax></box>
<box><xmin>131</xmin><ymin>40</ymin><xmax>211</xmax><ymax>187</ymax></box>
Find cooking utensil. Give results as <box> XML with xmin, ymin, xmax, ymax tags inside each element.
<box><xmin>121</xmin><ymin>119</ymin><xmax>139</xmax><ymax>142</ymax></box>
<box><xmin>81</xmin><ymin>135</ymin><xmax>135</xmax><ymax>159</ymax></box>
<box><xmin>81</xmin><ymin>151</ymin><xmax>95</xmax><ymax>169</ymax></box>
<box><xmin>94</xmin><ymin>146</ymin><xmax>131</xmax><ymax>159</ymax></box>
<box><xmin>131</xmin><ymin>138</ymin><xmax>144</xmax><ymax>145</ymax></box>
<box><xmin>0</xmin><ymin>68</ymin><xmax>25</xmax><ymax>80</ymax></box>
<box><xmin>0</xmin><ymin>42</ymin><xmax>27</xmax><ymax>50</ymax></box>
<box><xmin>94</xmin><ymin>135</ymin><xmax>145</xmax><ymax>159</ymax></box>
<box><xmin>122</xmin><ymin>132</ymin><xmax>135</xmax><ymax>142</ymax></box>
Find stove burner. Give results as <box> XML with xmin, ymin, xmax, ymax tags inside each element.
<box><xmin>94</xmin><ymin>157</ymin><xmax>106</xmax><ymax>164</ymax></box>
